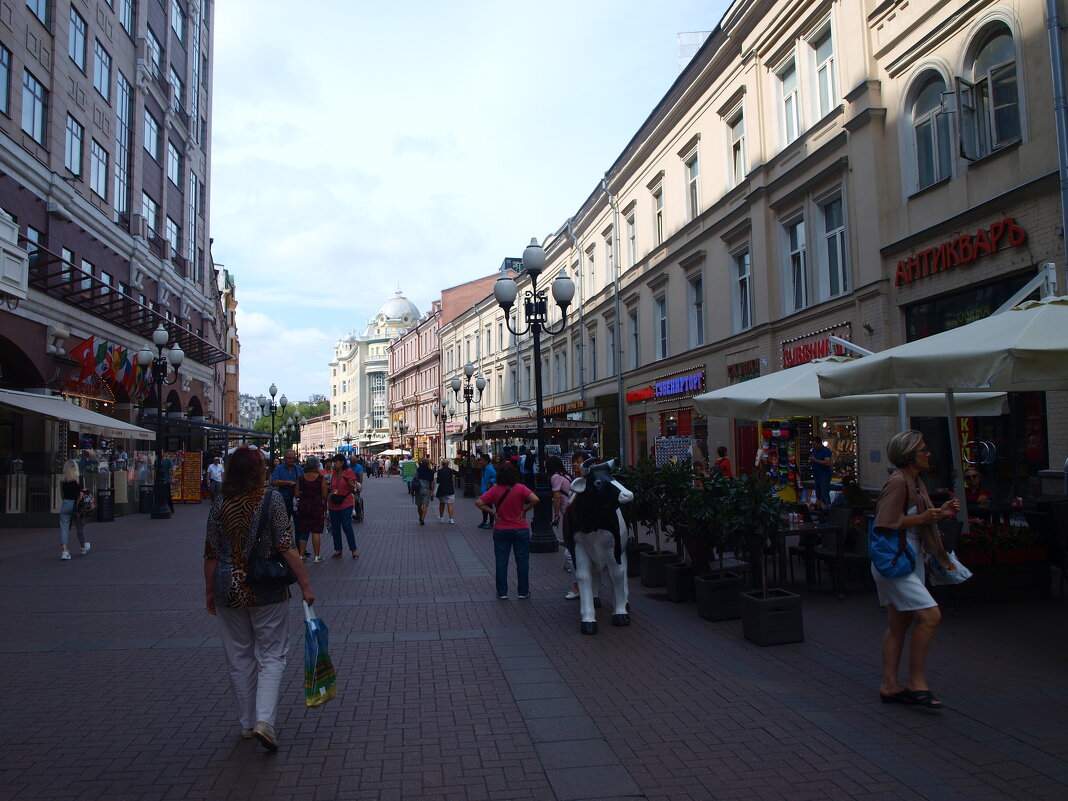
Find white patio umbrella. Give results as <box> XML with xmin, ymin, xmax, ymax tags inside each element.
<box><xmin>694</xmin><ymin>356</ymin><xmax>1006</xmax><ymax>420</ymax></box>
<box><xmin>816</xmin><ymin>296</ymin><xmax>1068</xmax><ymax>529</ymax></box>
<box><xmin>379</xmin><ymin>448</ymin><xmax>411</xmax><ymax>457</ymax></box>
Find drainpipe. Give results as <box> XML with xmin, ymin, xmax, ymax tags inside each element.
<box><xmin>1048</xmin><ymin>0</ymin><xmax>1068</xmax><ymax>291</ymax></box>
<box><xmin>562</xmin><ymin>217</ymin><xmax>586</xmax><ymax>404</ymax></box>
<box><xmin>600</xmin><ymin>175</ymin><xmax>626</xmax><ymax>464</ymax></box>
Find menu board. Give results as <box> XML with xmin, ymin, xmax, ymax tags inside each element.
<box><xmin>400</xmin><ymin>459</ymin><xmax>417</xmax><ymax>483</ymax></box>
<box><xmin>166</xmin><ymin>450</ymin><xmax>203</xmax><ymax>503</ymax></box>
<box><xmin>654</xmin><ymin>436</ymin><xmax>693</xmax><ymax>466</ymax></box>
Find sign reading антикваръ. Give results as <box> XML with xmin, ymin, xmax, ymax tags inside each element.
<box><xmin>894</xmin><ymin>218</ymin><xmax>1026</xmax><ymax>286</ymax></box>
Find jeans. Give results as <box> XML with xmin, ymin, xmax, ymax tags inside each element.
<box><xmin>814</xmin><ymin>473</ymin><xmax>832</xmax><ymax>505</ymax></box>
<box><xmin>59</xmin><ymin>499</ymin><xmax>86</xmax><ymax>547</ymax></box>
<box><xmin>216</xmin><ymin>602</ymin><xmax>289</xmax><ymax>728</ymax></box>
<box><xmin>329</xmin><ymin>508</ymin><xmax>356</xmax><ymax>552</ymax></box>
<box><xmin>493</xmin><ymin>528</ymin><xmax>530</xmax><ymax>597</ymax></box>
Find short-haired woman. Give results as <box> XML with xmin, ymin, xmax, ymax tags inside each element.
<box><xmin>873</xmin><ymin>430</ymin><xmax>959</xmax><ymax>709</ymax></box>
<box><xmin>327</xmin><ymin>455</ymin><xmax>360</xmax><ymax>559</ymax></box>
<box><xmin>58</xmin><ymin>459</ymin><xmax>89</xmax><ymax>560</ymax></box>
<box><xmin>203</xmin><ymin>446</ymin><xmax>315</xmax><ymax>750</ymax></box>
<box><xmin>295</xmin><ymin>457</ymin><xmax>328</xmax><ymax>562</ymax></box>
<box><xmin>475</xmin><ymin>461</ymin><xmax>539</xmax><ymax>600</ymax></box>
<box><xmin>435</xmin><ymin>458</ymin><xmax>457</xmax><ymax>523</ymax></box>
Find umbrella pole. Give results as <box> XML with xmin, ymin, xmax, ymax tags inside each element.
<box><xmin>943</xmin><ymin>391</ymin><xmax>969</xmax><ymax>534</ymax></box>
<box><xmin>898</xmin><ymin>394</ymin><xmax>907</xmax><ymax>431</ymax></box>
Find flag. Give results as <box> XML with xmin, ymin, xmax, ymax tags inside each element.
<box><xmin>67</xmin><ymin>336</ymin><xmax>96</xmax><ymax>382</ymax></box>
<box><xmin>92</xmin><ymin>339</ymin><xmax>111</xmax><ymax>380</ymax></box>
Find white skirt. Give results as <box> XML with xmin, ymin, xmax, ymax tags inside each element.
<box><xmin>871</xmin><ymin>530</ymin><xmax>936</xmax><ymax>611</ymax></box>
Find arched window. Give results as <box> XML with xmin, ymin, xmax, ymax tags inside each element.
<box><xmin>912</xmin><ymin>72</ymin><xmax>952</xmax><ymax>189</ymax></box>
<box><xmin>959</xmin><ymin>24</ymin><xmax>1020</xmax><ymax>159</ymax></box>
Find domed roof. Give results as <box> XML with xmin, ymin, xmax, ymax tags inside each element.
<box><xmin>377</xmin><ymin>290</ymin><xmax>420</xmax><ymax>323</ymax></box>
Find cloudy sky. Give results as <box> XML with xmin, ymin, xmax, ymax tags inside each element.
<box><xmin>211</xmin><ymin>0</ymin><xmax>731</xmax><ymax>401</ymax></box>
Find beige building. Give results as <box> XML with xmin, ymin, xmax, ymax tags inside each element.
<box><xmin>436</xmin><ymin>0</ymin><xmax>1066</xmax><ymax>499</ymax></box>
<box><xmin>387</xmin><ymin>301</ymin><xmax>441</xmax><ymax>459</ymax></box>
<box><xmin>298</xmin><ymin>413</ymin><xmax>332</xmax><ymax>459</ymax></box>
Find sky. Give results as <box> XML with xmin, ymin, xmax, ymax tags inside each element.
<box><xmin>211</xmin><ymin>0</ymin><xmax>733</xmax><ymax>402</ymax></box>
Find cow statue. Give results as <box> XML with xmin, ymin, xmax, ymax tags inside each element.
<box><xmin>562</xmin><ymin>459</ymin><xmax>635</xmax><ymax>635</ymax></box>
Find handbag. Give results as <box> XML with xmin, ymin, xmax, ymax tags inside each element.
<box><xmin>76</xmin><ymin>488</ymin><xmax>96</xmax><ymax>517</ymax></box>
<box><xmin>247</xmin><ymin>490</ymin><xmax>297</xmax><ymax>589</ymax></box>
<box><xmin>329</xmin><ymin>472</ymin><xmax>350</xmax><ymax>506</ymax></box>
<box><xmin>869</xmin><ymin>489</ymin><xmax>916</xmax><ymax>579</ymax></box>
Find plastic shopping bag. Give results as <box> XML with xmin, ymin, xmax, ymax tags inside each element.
<box><xmin>303</xmin><ymin>602</ymin><xmax>337</xmax><ymax>708</ymax></box>
<box><xmin>926</xmin><ymin>551</ymin><xmax>973</xmax><ymax>586</ymax></box>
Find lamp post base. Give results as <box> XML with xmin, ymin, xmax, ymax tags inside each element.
<box><xmin>529</xmin><ymin>485</ymin><xmax>557</xmax><ymax>552</ymax></box>
<box><xmin>150</xmin><ymin>478</ymin><xmax>171</xmax><ymax>520</ymax></box>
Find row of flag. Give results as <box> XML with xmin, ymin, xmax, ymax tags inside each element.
<box><xmin>67</xmin><ymin>336</ymin><xmax>152</xmax><ymax>401</ymax></box>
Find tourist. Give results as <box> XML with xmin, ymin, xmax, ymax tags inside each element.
<box><xmin>58</xmin><ymin>459</ymin><xmax>89</xmax><ymax>560</ymax></box>
<box><xmin>477</xmin><ymin>453</ymin><xmax>497</xmax><ymax>529</ymax></box>
<box><xmin>206</xmin><ymin>456</ymin><xmax>224</xmax><ymax>498</ymax></box>
<box><xmin>435</xmin><ymin>458</ymin><xmax>457</xmax><ymax>523</ymax></box>
<box><xmin>295</xmin><ymin>457</ymin><xmax>328</xmax><ymax>562</ymax></box>
<box><xmin>475</xmin><ymin>461</ymin><xmax>540</xmax><ymax>600</ymax></box>
<box><xmin>327</xmin><ymin>455</ymin><xmax>360</xmax><ymax>559</ymax></box>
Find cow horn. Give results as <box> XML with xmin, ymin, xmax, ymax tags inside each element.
<box><xmin>605</xmin><ymin>459</ymin><xmax>615</xmax><ymax>470</ymax></box>
<box><xmin>581</xmin><ymin>457</ymin><xmax>596</xmax><ymax>476</ymax></box>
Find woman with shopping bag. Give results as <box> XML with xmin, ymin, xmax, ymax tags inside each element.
<box><xmin>204</xmin><ymin>446</ymin><xmax>315</xmax><ymax>751</ymax></box>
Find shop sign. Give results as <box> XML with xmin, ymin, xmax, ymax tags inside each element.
<box><xmin>895</xmin><ymin>218</ymin><xmax>1027</xmax><ymax>286</ymax></box>
<box><xmin>781</xmin><ymin>324</ymin><xmax>852</xmax><ymax>369</ymax></box>
<box><xmin>626</xmin><ymin>386</ymin><xmax>655</xmax><ymax>403</ymax></box>
<box><xmin>541</xmin><ymin>400</ymin><xmax>586</xmax><ymax>416</ymax></box>
<box><xmin>727</xmin><ymin>359</ymin><xmax>760</xmax><ymax>384</ymax></box>
<box><xmin>655</xmin><ymin>371</ymin><xmax>705</xmax><ymax>398</ymax></box>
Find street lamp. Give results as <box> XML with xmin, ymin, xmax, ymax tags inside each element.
<box><xmin>494</xmin><ymin>237</ymin><xmax>575</xmax><ymax>551</ymax></box>
<box><xmin>318</xmin><ymin>440</ymin><xmax>324</xmax><ymax>456</ymax></box>
<box><xmin>450</xmin><ymin>363</ymin><xmax>487</xmax><ymax>497</ymax></box>
<box><xmin>138</xmin><ymin>323</ymin><xmax>185</xmax><ymax>519</ymax></box>
<box><xmin>257</xmin><ymin>383</ymin><xmax>288</xmax><ymax>458</ymax></box>
<box><xmin>432</xmin><ymin>399</ymin><xmax>454</xmax><ymax>462</ymax></box>
<box><xmin>395</xmin><ymin>417</ymin><xmax>408</xmax><ymax>452</ymax></box>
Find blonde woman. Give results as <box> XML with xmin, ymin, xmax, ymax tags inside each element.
<box><xmin>59</xmin><ymin>459</ymin><xmax>90</xmax><ymax>560</ymax></box>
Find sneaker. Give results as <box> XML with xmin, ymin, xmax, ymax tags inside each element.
<box><xmin>565</xmin><ymin>590</ymin><xmax>580</xmax><ymax>600</ymax></box>
<box><xmin>300</xmin><ymin>553</ymin><xmax>309</xmax><ymax>561</ymax></box>
<box><xmin>497</xmin><ymin>595</ymin><xmax>508</xmax><ymax>600</ymax></box>
<box><xmin>449</xmin><ymin>519</ymin><xmax>455</xmax><ymax>524</ymax></box>
<box><xmin>240</xmin><ymin>728</ymin><xmax>255</xmax><ymax>740</ymax></box>
<box><xmin>419</xmin><ymin>519</ymin><xmax>425</xmax><ymax>526</ymax></box>
<box><xmin>252</xmin><ymin>721</ymin><xmax>278</xmax><ymax>751</ymax></box>
<box><xmin>518</xmin><ymin>594</ymin><xmax>530</xmax><ymax>600</ymax></box>
<box><xmin>80</xmin><ymin>543</ymin><xmax>91</xmax><ymax>556</ymax></box>
<box><xmin>438</xmin><ymin>516</ymin><xmax>444</xmax><ymax>523</ymax></box>
<box><xmin>60</xmin><ymin>551</ymin><xmax>71</xmax><ymax>561</ymax></box>
<box><xmin>314</xmin><ymin>556</ymin><xmax>326</xmax><ymax>563</ymax></box>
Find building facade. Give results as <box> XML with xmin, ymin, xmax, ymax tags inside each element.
<box><xmin>219</xmin><ymin>266</ymin><xmax>239</xmax><ymax>426</ymax></box>
<box><xmin>387</xmin><ymin>301</ymin><xmax>440</xmax><ymax>460</ymax></box>
<box><xmin>331</xmin><ymin>291</ymin><xmax>420</xmax><ymax>453</ymax></box>
<box><xmin>434</xmin><ymin>0</ymin><xmax>1066</xmax><ymax>499</ymax></box>
<box><xmin>298</xmin><ymin>413</ymin><xmax>332</xmax><ymax>459</ymax></box>
<box><xmin>0</xmin><ymin>1</ymin><xmax>225</xmax><ymax>520</ymax></box>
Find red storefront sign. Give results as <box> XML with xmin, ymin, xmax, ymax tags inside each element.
<box><xmin>781</xmin><ymin>324</ymin><xmax>852</xmax><ymax>369</ymax></box>
<box><xmin>894</xmin><ymin>218</ymin><xmax>1026</xmax><ymax>286</ymax></box>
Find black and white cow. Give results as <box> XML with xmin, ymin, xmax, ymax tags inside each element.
<box><xmin>562</xmin><ymin>459</ymin><xmax>635</xmax><ymax>635</ymax></box>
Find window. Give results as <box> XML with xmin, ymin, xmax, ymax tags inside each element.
<box><xmin>654</xmin><ymin>295</ymin><xmax>668</xmax><ymax>359</ymax></box>
<box><xmin>959</xmin><ymin>25</ymin><xmax>1020</xmax><ymax>159</ymax></box>
<box><xmin>728</xmin><ymin>110</ymin><xmax>746</xmax><ymax>186</ymax></box>
<box><xmin>912</xmin><ymin>73</ymin><xmax>952</xmax><ymax>190</ymax></box>
<box><xmin>588</xmin><ymin>330</ymin><xmax>597</xmax><ymax>382</ymax></box>
<box><xmin>100</xmin><ymin>271</ymin><xmax>112</xmax><ymax>294</ymax></box>
<box><xmin>171</xmin><ymin>1</ymin><xmax>185</xmax><ymax>42</ymax></box>
<box><xmin>653</xmin><ymin>187</ymin><xmax>664</xmax><ymax>245</ymax></box>
<box><xmin>144</xmin><ymin>110</ymin><xmax>160</xmax><ymax>159</ymax></box>
<box><xmin>820</xmin><ymin>195</ymin><xmax>847</xmax><ymax>298</ymax></box>
<box><xmin>90</xmin><ymin>140</ymin><xmax>108</xmax><ymax>198</ymax></box>
<box><xmin>147</xmin><ymin>30</ymin><xmax>163</xmax><ymax>77</ymax></box>
<box><xmin>0</xmin><ymin>46</ymin><xmax>10</xmax><ymax>115</ymax></box>
<box><xmin>523</xmin><ymin>364</ymin><xmax>531</xmax><ymax>399</ymax></box>
<box><xmin>785</xmin><ymin>217</ymin><xmax>807</xmax><ymax>312</ymax></box>
<box><xmin>93</xmin><ymin>41</ymin><xmax>111</xmax><ymax>101</ymax></box>
<box><xmin>586</xmin><ymin>247</ymin><xmax>595</xmax><ymax>298</ymax></box>
<box><xmin>80</xmin><ymin>259</ymin><xmax>94</xmax><ymax>292</ymax></box>
<box><xmin>69</xmin><ymin>9</ymin><xmax>87</xmax><ymax>71</ymax></box>
<box><xmin>65</xmin><ymin>115</ymin><xmax>84</xmax><ymax>175</ymax></box>
<box><xmin>626</xmin><ymin>213</ymin><xmax>636</xmax><ymax>267</ymax></box>
<box><xmin>812</xmin><ymin>26</ymin><xmax>837</xmax><ymax>118</ymax></box>
<box><xmin>734</xmin><ymin>248</ymin><xmax>752</xmax><ymax>331</ymax></box>
<box><xmin>165</xmin><ymin>217</ymin><xmax>180</xmax><ymax>255</ymax></box>
<box><xmin>688</xmin><ymin>274</ymin><xmax>704</xmax><ymax>349</ymax></box>
<box><xmin>608</xmin><ymin>322</ymin><xmax>616</xmax><ymax>376</ymax></box>
<box><xmin>628</xmin><ymin>308</ymin><xmax>640</xmax><ymax>369</ymax></box>
<box><xmin>685</xmin><ymin>154</ymin><xmax>700</xmax><ymax>220</ymax></box>
<box><xmin>187</xmin><ymin>172</ymin><xmax>197</xmax><ymax>262</ymax></box>
<box><xmin>120</xmin><ymin>0</ymin><xmax>134</xmax><ymax>35</ymax></box>
<box><xmin>141</xmin><ymin>192</ymin><xmax>159</xmax><ymax>236</ymax></box>
<box><xmin>605</xmin><ymin>233</ymin><xmax>614</xmax><ymax>281</ymax></box>
<box><xmin>497</xmin><ymin>321</ymin><xmax>503</xmax><ymax>351</ymax></box>
<box><xmin>26</xmin><ymin>0</ymin><xmax>46</xmax><ymax>25</ymax></box>
<box><xmin>189</xmin><ymin>5</ymin><xmax>201</xmax><ymax>125</ymax></box>
<box><xmin>167</xmin><ymin>141</ymin><xmax>182</xmax><ymax>185</ymax></box>
<box><xmin>169</xmin><ymin>67</ymin><xmax>183</xmax><ymax>113</ymax></box>
<box><xmin>114</xmin><ymin>72</ymin><xmax>132</xmax><ymax>217</ymax></box>
<box><xmin>779</xmin><ymin>60</ymin><xmax>799</xmax><ymax>144</ymax></box>
<box><xmin>21</xmin><ymin>71</ymin><xmax>47</xmax><ymax>145</ymax></box>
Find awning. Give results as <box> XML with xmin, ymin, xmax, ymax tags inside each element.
<box><xmin>479</xmin><ymin>418</ymin><xmax>600</xmax><ymax>438</ymax></box>
<box><xmin>363</xmin><ymin>439</ymin><xmax>391</xmax><ymax>447</ymax></box>
<box><xmin>153</xmin><ymin>417</ymin><xmax>270</xmax><ymax>440</ymax></box>
<box><xmin>0</xmin><ymin>388</ymin><xmax>155</xmax><ymax>440</ymax></box>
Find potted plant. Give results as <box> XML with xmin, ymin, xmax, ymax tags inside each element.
<box><xmin>619</xmin><ymin>460</ymin><xmax>682</xmax><ymax>588</ymax></box>
<box><xmin>720</xmin><ymin>473</ymin><xmax>803</xmax><ymax>645</ymax></box>
<box><xmin>688</xmin><ymin>475</ymin><xmax>748</xmax><ymax>621</ymax></box>
<box><xmin>940</xmin><ymin>521</ymin><xmax>1050</xmax><ymax>604</ymax></box>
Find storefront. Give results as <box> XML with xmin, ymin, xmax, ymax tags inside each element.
<box><xmin>626</xmin><ymin>366</ymin><xmax>708</xmax><ymax>465</ymax></box>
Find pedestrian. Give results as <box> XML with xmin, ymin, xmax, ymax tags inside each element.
<box><xmin>326</xmin><ymin>454</ymin><xmax>360</xmax><ymax>559</ymax></box>
<box><xmin>435</xmin><ymin>458</ymin><xmax>457</xmax><ymax>523</ymax></box>
<box><xmin>809</xmin><ymin>440</ymin><xmax>834</xmax><ymax>508</ymax></box>
<box><xmin>158</xmin><ymin>452</ymin><xmax>175</xmax><ymax>513</ymax></box>
<box><xmin>414</xmin><ymin>457</ymin><xmax>435</xmax><ymax>525</ymax></box>
<box><xmin>206</xmin><ymin>456</ymin><xmax>224</xmax><ymax>498</ymax></box>
<box><xmin>58</xmin><ymin>459</ymin><xmax>90</xmax><ymax>560</ymax></box>
<box><xmin>713</xmin><ymin>445</ymin><xmax>733</xmax><ymax>478</ymax></box>
<box><xmin>873</xmin><ymin>430</ymin><xmax>959</xmax><ymax>710</ymax></box>
<box><xmin>203</xmin><ymin>445</ymin><xmax>315</xmax><ymax>750</ymax></box>
<box><xmin>295</xmin><ymin>457</ymin><xmax>329</xmax><ymax>562</ymax></box>
<box><xmin>548</xmin><ymin>455</ymin><xmax>579</xmax><ymax>599</ymax></box>
<box><xmin>477</xmin><ymin>453</ymin><xmax>496</xmax><ymax>529</ymax></box>
<box><xmin>475</xmin><ymin>461</ymin><xmax>540</xmax><ymax>600</ymax></box>
<box><xmin>270</xmin><ymin>450</ymin><xmax>302</xmax><ymax>529</ymax></box>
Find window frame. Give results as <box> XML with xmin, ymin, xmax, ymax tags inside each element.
<box><xmin>777</xmin><ymin>58</ymin><xmax>800</xmax><ymax>145</ymax></box>
<box><xmin>684</xmin><ymin>152</ymin><xmax>700</xmax><ymax>221</ymax></box>
<box><xmin>727</xmin><ymin>107</ymin><xmax>746</xmax><ymax>187</ymax></box>
<box><xmin>810</xmin><ymin>23</ymin><xmax>838</xmax><ymax>119</ymax></box>
<box><xmin>628</xmin><ymin>307</ymin><xmax>640</xmax><ymax>369</ymax></box>
<box><xmin>818</xmin><ymin>193</ymin><xmax>848</xmax><ymax>300</ymax></box>
<box><xmin>166</xmin><ymin>140</ymin><xmax>182</xmax><ymax>186</ymax></box>
<box><xmin>144</xmin><ymin>109</ymin><xmax>161</xmax><ymax>160</ymax></box>
<box><xmin>957</xmin><ymin>25</ymin><xmax>1022</xmax><ymax>161</ymax></box>
<box><xmin>0</xmin><ymin>46</ymin><xmax>10</xmax><ymax>116</ymax></box>
<box><xmin>732</xmin><ymin>246</ymin><xmax>753</xmax><ymax>332</ymax></box>
<box><xmin>654</xmin><ymin>294</ymin><xmax>668</xmax><ymax>360</ymax></box>
<box><xmin>652</xmin><ymin>185</ymin><xmax>664</xmax><ymax>245</ymax></box>
<box><xmin>90</xmin><ymin>139</ymin><xmax>108</xmax><ymax>199</ymax></box>
<box><xmin>626</xmin><ymin>213</ymin><xmax>636</xmax><ymax>267</ymax></box>
<box><xmin>688</xmin><ymin>272</ymin><xmax>704</xmax><ymax>349</ymax></box>
<box><xmin>93</xmin><ymin>40</ymin><xmax>112</xmax><ymax>102</ymax></box>
<box><xmin>21</xmin><ymin>70</ymin><xmax>47</xmax><ymax>145</ymax></box>
<box><xmin>69</xmin><ymin>8</ymin><xmax>88</xmax><ymax>71</ymax></box>
<box><xmin>64</xmin><ymin>114</ymin><xmax>84</xmax><ymax>176</ymax></box>
<box><xmin>784</xmin><ymin>214</ymin><xmax>808</xmax><ymax>313</ymax></box>
<box><xmin>910</xmin><ymin>72</ymin><xmax>953</xmax><ymax>191</ymax></box>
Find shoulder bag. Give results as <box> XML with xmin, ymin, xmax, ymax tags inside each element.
<box><xmin>869</xmin><ymin>485</ymin><xmax>916</xmax><ymax>579</ymax></box>
<box><xmin>247</xmin><ymin>490</ymin><xmax>297</xmax><ymax>589</ymax></box>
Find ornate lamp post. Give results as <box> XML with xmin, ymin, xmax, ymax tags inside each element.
<box><xmin>395</xmin><ymin>418</ymin><xmax>408</xmax><ymax>451</ymax></box>
<box><xmin>432</xmin><ymin>399</ymin><xmax>454</xmax><ymax>462</ymax></box>
<box><xmin>138</xmin><ymin>324</ymin><xmax>184</xmax><ymax>520</ymax></box>
<box><xmin>494</xmin><ymin>237</ymin><xmax>575</xmax><ymax>551</ymax></box>
<box><xmin>256</xmin><ymin>384</ymin><xmax>287</xmax><ymax>459</ymax></box>
<box><xmin>450</xmin><ymin>363</ymin><xmax>486</xmax><ymax>497</ymax></box>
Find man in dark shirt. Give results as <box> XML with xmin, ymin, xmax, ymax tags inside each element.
<box><xmin>810</xmin><ymin>443</ymin><xmax>834</xmax><ymax>508</ymax></box>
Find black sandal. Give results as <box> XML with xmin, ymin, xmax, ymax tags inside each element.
<box><xmin>879</xmin><ymin>689</ymin><xmax>910</xmax><ymax>704</ymax></box>
<box><xmin>331</xmin><ymin>552</ymin><xmax>342</xmax><ymax>559</ymax></box>
<box><xmin>351</xmin><ymin>551</ymin><xmax>360</xmax><ymax>560</ymax></box>
<box><xmin>904</xmin><ymin>689</ymin><xmax>944</xmax><ymax>709</ymax></box>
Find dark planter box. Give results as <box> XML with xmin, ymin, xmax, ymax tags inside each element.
<box><xmin>664</xmin><ymin>562</ymin><xmax>693</xmax><ymax>602</ymax></box>
<box><xmin>694</xmin><ymin>572</ymin><xmax>745</xmax><ymax>621</ymax></box>
<box><xmin>740</xmin><ymin>588</ymin><xmax>804</xmax><ymax>646</ymax></box>
<box><xmin>640</xmin><ymin>550</ymin><xmax>677</xmax><ymax>588</ymax></box>
<box><xmin>627</xmin><ymin>542</ymin><xmax>654</xmax><ymax>577</ymax></box>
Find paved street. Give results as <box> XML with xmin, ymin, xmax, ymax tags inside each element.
<box><xmin>1</xmin><ymin>475</ymin><xmax>1066</xmax><ymax>801</ymax></box>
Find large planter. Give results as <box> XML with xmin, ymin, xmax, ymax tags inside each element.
<box><xmin>694</xmin><ymin>571</ymin><xmax>745</xmax><ymax>621</ymax></box>
<box><xmin>640</xmin><ymin>550</ymin><xmax>677</xmax><ymax>588</ymax></box>
<box><xmin>740</xmin><ymin>588</ymin><xmax>804</xmax><ymax>646</ymax></box>
<box><xmin>627</xmin><ymin>542</ymin><xmax>654</xmax><ymax>577</ymax></box>
<box><xmin>664</xmin><ymin>562</ymin><xmax>693</xmax><ymax>602</ymax></box>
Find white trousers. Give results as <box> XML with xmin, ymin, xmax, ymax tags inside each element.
<box><xmin>216</xmin><ymin>602</ymin><xmax>289</xmax><ymax>729</ymax></box>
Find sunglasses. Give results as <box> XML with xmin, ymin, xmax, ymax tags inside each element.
<box><xmin>965</xmin><ymin>474</ymin><xmax>979</xmax><ymax>479</ymax></box>
<box><xmin>913</xmin><ymin>447</ymin><xmax>931</xmax><ymax>455</ymax></box>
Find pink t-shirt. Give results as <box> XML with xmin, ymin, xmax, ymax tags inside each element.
<box><xmin>480</xmin><ymin>482</ymin><xmax>536</xmax><ymax>529</ymax></box>
<box><xmin>550</xmin><ymin>473</ymin><xmax>572</xmax><ymax>517</ymax></box>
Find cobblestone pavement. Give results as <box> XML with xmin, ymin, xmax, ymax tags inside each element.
<box><xmin>1</xmin><ymin>475</ymin><xmax>1066</xmax><ymax>801</ymax></box>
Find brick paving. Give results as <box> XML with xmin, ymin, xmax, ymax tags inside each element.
<box><xmin>1</xmin><ymin>475</ymin><xmax>1066</xmax><ymax>801</ymax></box>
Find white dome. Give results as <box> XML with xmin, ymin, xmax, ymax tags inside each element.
<box><xmin>378</xmin><ymin>290</ymin><xmax>420</xmax><ymax>323</ymax></box>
